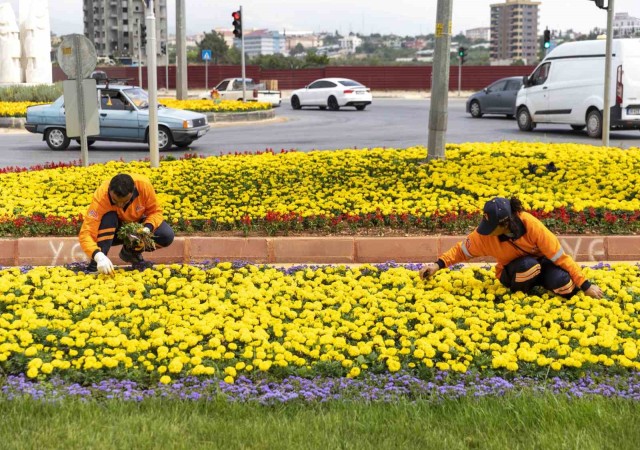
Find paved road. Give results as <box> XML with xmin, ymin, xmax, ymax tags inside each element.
<box><xmin>2</xmin><ymin>98</ymin><xmax>640</xmax><ymax>167</ymax></box>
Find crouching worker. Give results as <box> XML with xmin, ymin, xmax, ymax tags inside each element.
<box><xmin>419</xmin><ymin>197</ymin><xmax>603</xmax><ymax>299</ymax></box>
<box><xmin>79</xmin><ymin>173</ymin><xmax>175</xmax><ymax>274</ymax></box>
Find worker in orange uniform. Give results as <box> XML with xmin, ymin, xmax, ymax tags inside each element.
<box><xmin>79</xmin><ymin>173</ymin><xmax>174</xmax><ymax>274</ymax></box>
<box><xmin>420</xmin><ymin>197</ymin><xmax>603</xmax><ymax>299</ymax></box>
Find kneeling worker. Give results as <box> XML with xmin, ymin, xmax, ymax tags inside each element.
<box><xmin>420</xmin><ymin>197</ymin><xmax>603</xmax><ymax>299</ymax></box>
<box><xmin>79</xmin><ymin>173</ymin><xmax>174</xmax><ymax>274</ymax></box>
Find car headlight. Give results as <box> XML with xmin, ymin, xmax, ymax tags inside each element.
<box><xmin>182</xmin><ymin>120</ymin><xmax>194</xmax><ymax>129</ymax></box>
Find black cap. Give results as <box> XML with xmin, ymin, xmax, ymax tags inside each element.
<box><xmin>477</xmin><ymin>197</ymin><xmax>512</xmax><ymax>235</ymax></box>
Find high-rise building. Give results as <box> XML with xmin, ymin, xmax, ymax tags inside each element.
<box><xmin>83</xmin><ymin>0</ymin><xmax>168</xmax><ymax>64</ymax></box>
<box><xmin>490</xmin><ymin>0</ymin><xmax>540</xmax><ymax>65</ymax></box>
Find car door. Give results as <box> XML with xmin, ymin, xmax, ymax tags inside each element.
<box><xmin>99</xmin><ymin>90</ymin><xmax>140</xmax><ymax>139</ymax></box>
<box><xmin>483</xmin><ymin>80</ymin><xmax>508</xmax><ymax>114</ymax></box>
<box><xmin>523</xmin><ymin>62</ymin><xmax>551</xmax><ymax>123</ymax></box>
<box><xmin>503</xmin><ymin>79</ymin><xmax>523</xmax><ymax>115</ymax></box>
<box><xmin>316</xmin><ymin>80</ymin><xmax>338</xmax><ymax>106</ymax></box>
<box><xmin>302</xmin><ymin>80</ymin><xmax>324</xmax><ymax>105</ymax></box>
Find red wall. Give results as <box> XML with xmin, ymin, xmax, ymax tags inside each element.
<box><xmin>53</xmin><ymin>65</ymin><xmax>535</xmax><ymax>92</ymax></box>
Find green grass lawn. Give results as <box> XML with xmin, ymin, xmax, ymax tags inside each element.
<box><xmin>1</xmin><ymin>393</ymin><xmax>638</xmax><ymax>450</ymax></box>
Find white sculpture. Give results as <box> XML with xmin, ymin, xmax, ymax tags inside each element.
<box><xmin>0</xmin><ymin>3</ymin><xmax>21</xmax><ymax>83</ymax></box>
<box><xmin>20</xmin><ymin>0</ymin><xmax>52</xmax><ymax>84</ymax></box>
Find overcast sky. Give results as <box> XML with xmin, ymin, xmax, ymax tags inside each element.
<box><xmin>4</xmin><ymin>0</ymin><xmax>639</xmax><ymax>36</ymax></box>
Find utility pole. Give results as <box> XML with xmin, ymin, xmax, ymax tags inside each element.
<box><xmin>176</xmin><ymin>0</ymin><xmax>188</xmax><ymax>99</ymax></box>
<box><xmin>427</xmin><ymin>0</ymin><xmax>453</xmax><ymax>160</ymax></box>
<box><xmin>145</xmin><ymin>0</ymin><xmax>159</xmax><ymax>168</ymax></box>
<box><xmin>137</xmin><ymin>19</ymin><xmax>142</xmax><ymax>87</ymax></box>
<box><xmin>602</xmin><ymin>0</ymin><xmax>614</xmax><ymax>147</ymax></box>
<box><xmin>240</xmin><ymin>5</ymin><xmax>246</xmax><ymax>101</ymax></box>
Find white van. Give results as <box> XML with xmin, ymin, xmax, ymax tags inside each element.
<box><xmin>515</xmin><ymin>39</ymin><xmax>640</xmax><ymax>138</ymax></box>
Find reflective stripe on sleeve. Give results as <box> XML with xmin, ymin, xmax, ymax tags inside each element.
<box><xmin>550</xmin><ymin>248</ymin><xmax>564</xmax><ymax>262</ymax></box>
<box><xmin>461</xmin><ymin>241</ymin><xmax>472</xmax><ymax>258</ymax></box>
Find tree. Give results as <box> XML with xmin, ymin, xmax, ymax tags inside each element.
<box><xmin>290</xmin><ymin>43</ymin><xmax>306</xmax><ymax>56</ymax></box>
<box><xmin>196</xmin><ymin>30</ymin><xmax>230</xmax><ymax>64</ymax></box>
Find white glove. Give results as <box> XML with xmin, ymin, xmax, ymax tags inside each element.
<box><xmin>94</xmin><ymin>252</ymin><xmax>115</xmax><ymax>275</ymax></box>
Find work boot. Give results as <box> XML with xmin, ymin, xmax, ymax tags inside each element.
<box><xmin>119</xmin><ymin>246</ymin><xmax>144</xmax><ymax>264</ymax></box>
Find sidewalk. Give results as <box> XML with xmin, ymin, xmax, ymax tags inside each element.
<box><xmin>2</xmin><ymin>234</ymin><xmax>638</xmax><ymax>267</ymax></box>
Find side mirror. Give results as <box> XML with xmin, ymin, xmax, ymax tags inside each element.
<box><xmin>522</xmin><ymin>76</ymin><xmax>529</xmax><ymax>87</ymax></box>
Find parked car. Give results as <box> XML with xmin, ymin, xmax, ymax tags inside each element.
<box><xmin>206</xmin><ymin>78</ymin><xmax>281</xmax><ymax>107</ymax></box>
<box><xmin>466</xmin><ymin>76</ymin><xmax>523</xmax><ymax>119</ymax></box>
<box><xmin>25</xmin><ymin>83</ymin><xmax>210</xmax><ymax>151</ymax></box>
<box><xmin>290</xmin><ymin>78</ymin><xmax>372</xmax><ymax>111</ymax></box>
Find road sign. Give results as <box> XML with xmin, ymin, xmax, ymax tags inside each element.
<box><xmin>202</xmin><ymin>50</ymin><xmax>212</xmax><ymax>61</ymax></box>
<box><xmin>57</xmin><ymin>34</ymin><xmax>97</xmax><ymax>80</ymax></box>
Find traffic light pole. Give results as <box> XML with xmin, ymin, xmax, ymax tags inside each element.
<box><xmin>240</xmin><ymin>5</ymin><xmax>246</xmax><ymax>102</ymax></box>
<box><xmin>602</xmin><ymin>0</ymin><xmax>615</xmax><ymax>147</ymax></box>
<box><xmin>427</xmin><ymin>0</ymin><xmax>453</xmax><ymax>160</ymax></box>
<box><xmin>457</xmin><ymin>57</ymin><xmax>461</xmax><ymax>96</ymax></box>
<box><xmin>137</xmin><ymin>20</ymin><xmax>142</xmax><ymax>87</ymax></box>
<box><xmin>146</xmin><ymin>0</ymin><xmax>160</xmax><ymax>168</ymax></box>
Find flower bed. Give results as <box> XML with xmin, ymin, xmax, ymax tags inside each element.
<box><xmin>158</xmin><ymin>98</ymin><xmax>272</xmax><ymax>113</ymax></box>
<box><xmin>0</xmin><ymin>262</ymin><xmax>638</xmax><ymax>387</ymax></box>
<box><xmin>0</xmin><ymin>99</ymin><xmax>270</xmax><ymax>118</ymax></box>
<box><xmin>1</xmin><ymin>143</ymin><xmax>640</xmax><ymax>237</ymax></box>
<box><xmin>0</xmin><ymin>101</ymin><xmax>47</xmax><ymax>118</ymax></box>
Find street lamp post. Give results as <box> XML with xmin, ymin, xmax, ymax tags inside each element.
<box><xmin>145</xmin><ymin>0</ymin><xmax>159</xmax><ymax>168</ymax></box>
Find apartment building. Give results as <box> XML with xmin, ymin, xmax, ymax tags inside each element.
<box><xmin>490</xmin><ymin>0</ymin><xmax>540</xmax><ymax>65</ymax></box>
<box><xmin>614</xmin><ymin>12</ymin><xmax>640</xmax><ymax>37</ymax></box>
<box><xmin>235</xmin><ymin>29</ymin><xmax>284</xmax><ymax>57</ymax></box>
<box><xmin>83</xmin><ymin>0</ymin><xmax>168</xmax><ymax>64</ymax></box>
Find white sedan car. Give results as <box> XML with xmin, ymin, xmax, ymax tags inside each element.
<box><xmin>290</xmin><ymin>78</ymin><xmax>372</xmax><ymax>111</ymax></box>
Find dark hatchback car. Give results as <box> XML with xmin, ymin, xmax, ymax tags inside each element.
<box><xmin>466</xmin><ymin>76</ymin><xmax>524</xmax><ymax>119</ymax></box>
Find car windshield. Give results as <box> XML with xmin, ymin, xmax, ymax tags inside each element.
<box><xmin>123</xmin><ymin>88</ymin><xmax>149</xmax><ymax>109</ymax></box>
<box><xmin>338</xmin><ymin>80</ymin><xmax>364</xmax><ymax>87</ymax></box>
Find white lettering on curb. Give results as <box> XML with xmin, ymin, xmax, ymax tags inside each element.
<box><xmin>559</xmin><ymin>238</ymin><xmax>605</xmax><ymax>261</ymax></box>
<box><xmin>48</xmin><ymin>241</ymin><xmax>63</xmax><ymax>265</ymax></box>
<box><xmin>47</xmin><ymin>239</ymin><xmax>88</xmax><ymax>265</ymax></box>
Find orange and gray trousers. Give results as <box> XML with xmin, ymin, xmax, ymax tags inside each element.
<box><xmin>499</xmin><ymin>256</ymin><xmax>578</xmax><ymax>298</ymax></box>
<box><xmin>94</xmin><ymin>211</ymin><xmax>175</xmax><ymax>257</ymax></box>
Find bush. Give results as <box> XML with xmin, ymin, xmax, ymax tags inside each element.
<box><xmin>0</xmin><ymin>83</ymin><xmax>63</xmax><ymax>103</ymax></box>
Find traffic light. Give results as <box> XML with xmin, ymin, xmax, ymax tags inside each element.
<box><xmin>232</xmin><ymin>11</ymin><xmax>242</xmax><ymax>38</ymax></box>
<box><xmin>140</xmin><ymin>25</ymin><xmax>147</xmax><ymax>46</ymax></box>
<box><xmin>590</xmin><ymin>0</ymin><xmax>607</xmax><ymax>9</ymax></box>
<box><xmin>161</xmin><ymin>42</ymin><xmax>167</xmax><ymax>55</ymax></box>
<box><xmin>543</xmin><ymin>29</ymin><xmax>551</xmax><ymax>49</ymax></box>
<box><xmin>458</xmin><ymin>46</ymin><xmax>466</xmax><ymax>64</ymax></box>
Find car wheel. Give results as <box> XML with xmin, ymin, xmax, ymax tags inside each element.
<box><xmin>175</xmin><ymin>140</ymin><xmax>193</xmax><ymax>148</ymax></box>
<box><xmin>45</xmin><ymin>128</ymin><xmax>70</xmax><ymax>150</ymax></box>
<box><xmin>156</xmin><ymin>126</ymin><xmax>174</xmax><ymax>151</ymax></box>
<box><xmin>470</xmin><ymin>101</ymin><xmax>482</xmax><ymax>118</ymax></box>
<box><xmin>291</xmin><ymin>95</ymin><xmax>301</xmax><ymax>110</ymax></box>
<box><xmin>517</xmin><ymin>107</ymin><xmax>535</xmax><ymax>131</ymax></box>
<box><xmin>328</xmin><ymin>96</ymin><xmax>340</xmax><ymax>111</ymax></box>
<box><xmin>571</xmin><ymin>124</ymin><xmax>586</xmax><ymax>131</ymax></box>
<box><xmin>586</xmin><ymin>110</ymin><xmax>603</xmax><ymax>138</ymax></box>
<box><xmin>75</xmin><ymin>139</ymin><xmax>95</xmax><ymax>147</ymax></box>
<box><xmin>355</xmin><ymin>105</ymin><xmax>367</xmax><ymax>111</ymax></box>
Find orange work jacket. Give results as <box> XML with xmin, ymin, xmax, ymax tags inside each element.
<box><xmin>79</xmin><ymin>174</ymin><xmax>164</xmax><ymax>259</ymax></box>
<box><xmin>438</xmin><ymin>212</ymin><xmax>588</xmax><ymax>289</ymax></box>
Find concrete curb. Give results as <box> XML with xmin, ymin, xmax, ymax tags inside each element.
<box><xmin>1</xmin><ymin>234</ymin><xmax>635</xmax><ymax>267</ymax></box>
<box><xmin>0</xmin><ymin>117</ymin><xmax>26</xmax><ymax>129</ymax></box>
<box><xmin>0</xmin><ymin>109</ymin><xmax>276</xmax><ymax>131</ymax></box>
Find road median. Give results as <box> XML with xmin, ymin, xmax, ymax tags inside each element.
<box><xmin>0</xmin><ymin>234</ymin><xmax>633</xmax><ymax>268</ymax></box>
